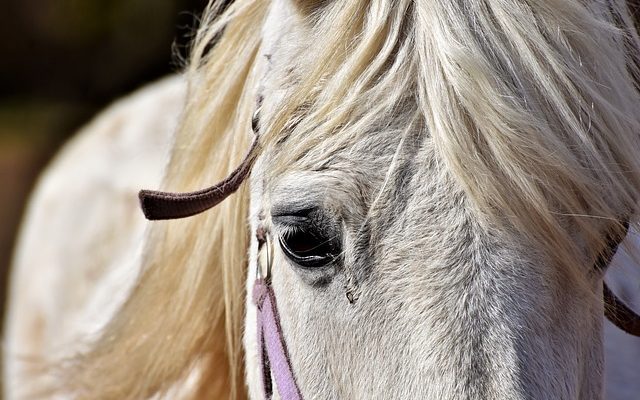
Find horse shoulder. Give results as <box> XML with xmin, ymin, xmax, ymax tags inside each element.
<box><xmin>3</xmin><ymin>76</ymin><xmax>186</xmax><ymax>398</ymax></box>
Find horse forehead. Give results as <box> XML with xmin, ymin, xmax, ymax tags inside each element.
<box><xmin>268</xmin><ymin>133</ymin><xmax>430</xmax><ymax>207</ymax></box>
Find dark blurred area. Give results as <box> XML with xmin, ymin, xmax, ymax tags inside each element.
<box><xmin>0</xmin><ymin>0</ymin><xmax>210</xmax><ymax>327</ymax></box>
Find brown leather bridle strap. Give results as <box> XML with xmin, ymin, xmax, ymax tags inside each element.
<box><xmin>604</xmin><ymin>283</ymin><xmax>640</xmax><ymax>336</ymax></box>
<box><xmin>598</xmin><ymin>220</ymin><xmax>640</xmax><ymax>336</ymax></box>
<box><xmin>138</xmin><ymin>137</ymin><xmax>259</xmax><ymax>220</ymax></box>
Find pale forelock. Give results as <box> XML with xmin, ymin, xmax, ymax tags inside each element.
<box><xmin>262</xmin><ymin>0</ymin><xmax>640</xmax><ymax>279</ymax></box>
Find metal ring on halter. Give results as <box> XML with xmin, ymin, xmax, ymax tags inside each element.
<box><xmin>255</xmin><ymin>257</ymin><xmax>263</xmax><ymax>280</ymax></box>
<box><xmin>256</xmin><ymin>230</ymin><xmax>274</xmax><ymax>282</ymax></box>
<box><xmin>264</xmin><ymin>234</ymin><xmax>274</xmax><ymax>282</ymax></box>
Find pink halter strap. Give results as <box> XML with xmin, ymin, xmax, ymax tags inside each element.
<box><xmin>253</xmin><ymin>278</ymin><xmax>303</xmax><ymax>400</ymax></box>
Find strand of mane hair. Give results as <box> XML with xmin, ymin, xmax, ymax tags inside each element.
<box><xmin>59</xmin><ymin>1</ymin><xmax>267</xmax><ymax>398</ymax></box>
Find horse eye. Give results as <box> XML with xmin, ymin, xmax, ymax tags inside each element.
<box><xmin>279</xmin><ymin>228</ymin><xmax>339</xmax><ymax>269</ymax></box>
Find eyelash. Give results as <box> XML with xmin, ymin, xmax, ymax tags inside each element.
<box><xmin>276</xmin><ymin>222</ymin><xmax>341</xmax><ymax>269</ymax></box>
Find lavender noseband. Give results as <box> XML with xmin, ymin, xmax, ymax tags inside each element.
<box><xmin>139</xmin><ymin>133</ymin><xmax>640</xmax><ymax>399</ymax></box>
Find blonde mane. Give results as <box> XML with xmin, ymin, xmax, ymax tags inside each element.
<box><xmin>64</xmin><ymin>0</ymin><xmax>640</xmax><ymax>398</ymax></box>
<box><xmin>65</xmin><ymin>1</ymin><xmax>267</xmax><ymax>398</ymax></box>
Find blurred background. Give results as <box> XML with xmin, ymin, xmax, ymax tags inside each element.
<box><xmin>0</xmin><ymin>0</ymin><xmax>210</xmax><ymax>329</ymax></box>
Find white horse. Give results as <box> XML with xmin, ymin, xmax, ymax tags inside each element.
<box><xmin>5</xmin><ymin>0</ymin><xmax>640</xmax><ymax>399</ymax></box>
